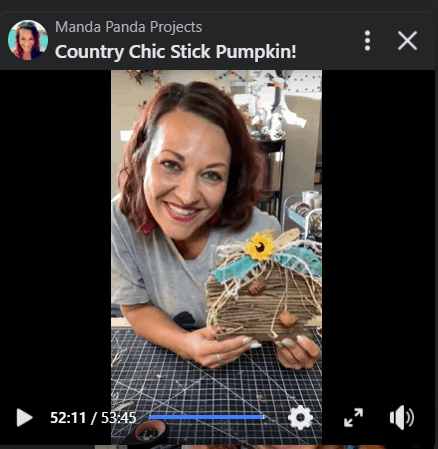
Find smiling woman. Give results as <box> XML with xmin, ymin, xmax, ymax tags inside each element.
<box><xmin>142</xmin><ymin>108</ymin><xmax>231</xmax><ymax>254</ymax></box>
<box><xmin>118</xmin><ymin>81</ymin><xmax>266</xmax><ymax>238</ymax></box>
<box><xmin>112</xmin><ymin>81</ymin><xmax>283</xmax><ymax>369</ymax></box>
<box><xmin>12</xmin><ymin>21</ymin><xmax>44</xmax><ymax>60</ymax></box>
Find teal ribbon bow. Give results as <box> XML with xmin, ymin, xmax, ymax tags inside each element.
<box><xmin>212</xmin><ymin>247</ymin><xmax>322</xmax><ymax>284</ymax></box>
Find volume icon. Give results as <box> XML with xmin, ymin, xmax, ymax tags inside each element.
<box><xmin>389</xmin><ymin>405</ymin><xmax>414</xmax><ymax>430</ymax></box>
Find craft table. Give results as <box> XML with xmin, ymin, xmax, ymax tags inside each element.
<box><xmin>111</xmin><ymin>321</ymin><xmax>322</xmax><ymax>445</ymax></box>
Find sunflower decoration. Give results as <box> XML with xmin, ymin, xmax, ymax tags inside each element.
<box><xmin>245</xmin><ymin>232</ymin><xmax>275</xmax><ymax>262</ymax></box>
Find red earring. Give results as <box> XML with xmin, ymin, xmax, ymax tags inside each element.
<box><xmin>141</xmin><ymin>214</ymin><xmax>154</xmax><ymax>234</ymax></box>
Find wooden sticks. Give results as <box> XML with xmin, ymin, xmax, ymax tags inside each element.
<box><xmin>206</xmin><ymin>259</ymin><xmax>322</xmax><ymax>342</ymax></box>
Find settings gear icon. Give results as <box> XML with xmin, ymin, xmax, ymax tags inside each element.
<box><xmin>287</xmin><ymin>405</ymin><xmax>313</xmax><ymax>429</ymax></box>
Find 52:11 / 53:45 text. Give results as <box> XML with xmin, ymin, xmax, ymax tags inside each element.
<box><xmin>50</xmin><ymin>411</ymin><xmax>137</xmax><ymax>424</ymax></box>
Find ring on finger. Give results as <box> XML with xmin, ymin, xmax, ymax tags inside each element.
<box><xmin>216</xmin><ymin>354</ymin><xmax>226</xmax><ymax>366</ymax></box>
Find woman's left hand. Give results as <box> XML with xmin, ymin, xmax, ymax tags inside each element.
<box><xmin>275</xmin><ymin>335</ymin><xmax>322</xmax><ymax>370</ymax></box>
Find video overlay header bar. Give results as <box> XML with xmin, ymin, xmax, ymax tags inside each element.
<box><xmin>2</xmin><ymin>11</ymin><xmax>434</xmax><ymax>69</ymax></box>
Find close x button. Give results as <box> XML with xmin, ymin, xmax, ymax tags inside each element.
<box><xmin>398</xmin><ymin>31</ymin><xmax>418</xmax><ymax>50</ymax></box>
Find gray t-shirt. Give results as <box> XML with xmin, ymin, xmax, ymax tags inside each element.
<box><xmin>111</xmin><ymin>195</ymin><xmax>281</xmax><ymax>328</ymax></box>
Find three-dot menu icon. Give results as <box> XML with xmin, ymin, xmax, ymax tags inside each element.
<box><xmin>365</xmin><ymin>30</ymin><xmax>370</xmax><ymax>50</ymax></box>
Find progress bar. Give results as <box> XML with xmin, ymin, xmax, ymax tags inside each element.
<box><xmin>149</xmin><ymin>415</ymin><xmax>264</xmax><ymax>419</ymax></box>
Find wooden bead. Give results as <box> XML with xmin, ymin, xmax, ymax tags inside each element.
<box><xmin>278</xmin><ymin>311</ymin><xmax>297</xmax><ymax>328</ymax></box>
<box><xmin>248</xmin><ymin>276</ymin><xmax>266</xmax><ymax>295</ymax></box>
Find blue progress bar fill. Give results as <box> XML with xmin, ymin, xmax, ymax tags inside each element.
<box><xmin>149</xmin><ymin>415</ymin><xmax>264</xmax><ymax>419</ymax></box>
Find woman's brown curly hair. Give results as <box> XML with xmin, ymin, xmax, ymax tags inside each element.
<box><xmin>117</xmin><ymin>81</ymin><xmax>268</xmax><ymax>236</ymax></box>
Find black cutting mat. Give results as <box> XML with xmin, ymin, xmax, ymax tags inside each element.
<box><xmin>111</xmin><ymin>327</ymin><xmax>322</xmax><ymax>445</ymax></box>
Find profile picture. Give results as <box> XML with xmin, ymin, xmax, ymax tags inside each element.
<box><xmin>9</xmin><ymin>20</ymin><xmax>47</xmax><ymax>60</ymax></box>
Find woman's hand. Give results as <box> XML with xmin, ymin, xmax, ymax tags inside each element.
<box><xmin>180</xmin><ymin>326</ymin><xmax>259</xmax><ymax>369</ymax></box>
<box><xmin>275</xmin><ymin>335</ymin><xmax>322</xmax><ymax>370</ymax></box>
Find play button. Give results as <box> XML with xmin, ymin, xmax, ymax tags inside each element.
<box><xmin>17</xmin><ymin>409</ymin><xmax>33</xmax><ymax>427</ymax></box>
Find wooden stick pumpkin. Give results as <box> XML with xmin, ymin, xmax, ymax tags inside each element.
<box><xmin>205</xmin><ymin>229</ymin><xmax>322</xmax><ymax>343</ymax></box>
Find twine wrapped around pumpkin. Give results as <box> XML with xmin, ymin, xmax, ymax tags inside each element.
<box><xmin>205</xmin><ymin>230</ymin><xmax>322</xmax><ymax>343</ymax></box>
